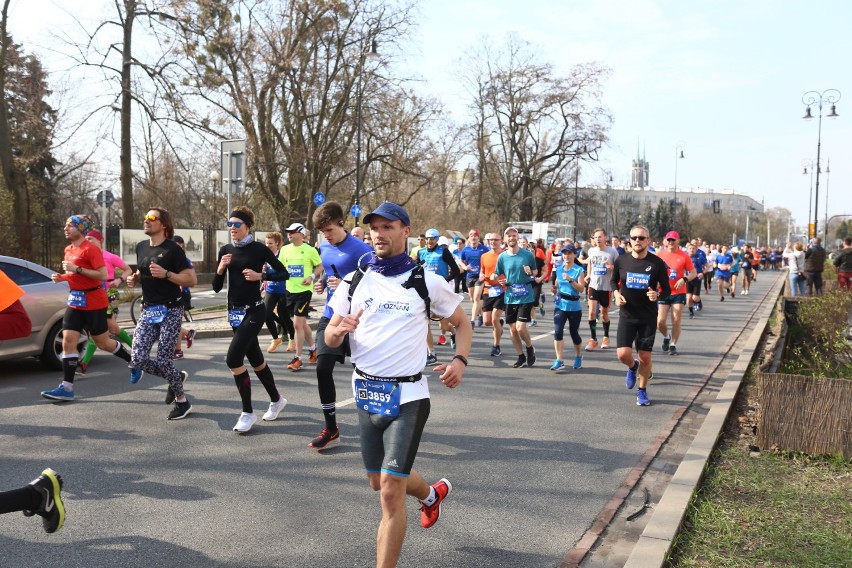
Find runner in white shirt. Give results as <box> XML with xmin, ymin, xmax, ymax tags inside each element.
<box><xmin>583</xmin><ymin>228</ymin><xmax>619</xmax><ymax>351</ymax></box>
<box><xmin>325</xmin><ymin>201</ymin><xmax>472</xmax><ymax>567</ymax></box>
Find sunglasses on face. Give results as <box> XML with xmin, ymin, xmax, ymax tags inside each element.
<box><xmin>227</xmin><ymin>221</ymin><xmax>244</xmax><ymax>228</ymax></box>
<box><xmin>666</xmin><ymin>238</ymin><xmax>677</xmax><ymax>242</ymax></box>
<box><xmin>143</xmin><ymin>214</ymin><xmax>160</xmax><ymax>222</ymax></box>
<box><xmin>630</xmin><ymin>235</ymin><xmax>648</xmax><ymax>241</ymax></box>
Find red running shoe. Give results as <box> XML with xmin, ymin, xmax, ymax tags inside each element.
<box><xmin>420</xmin><ymin>478</ymin><xmax>452</xmax><ymax>528</ymax></box>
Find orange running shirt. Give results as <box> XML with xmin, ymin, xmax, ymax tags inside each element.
<box><xmin>479</xmin><ymin>249</ymin><xmax>505</xmax><ymax>294</ymax></box>
<box><xmin>656</xmin><ymin>249</ymin><xmax>695</xmax><ymax>296</ymax></box>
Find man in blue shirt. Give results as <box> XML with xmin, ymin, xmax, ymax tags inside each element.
<box><xmin>310</xmin><ymin>202</ymin><xmax>373</xmax><ymax>450</ymax></box>
<box><xmin>714</xmin><ymin>245</ymin><xmax>734</xmax><ymax>301</ymax></box>
<box><xmin>459</xmin><ymin>229</ymin><xmax>490</xmax><ymax>328</ymax></box>
<box><xmin>419</xmin><ymin>228</ymin><xmax>461</xmax><ymax>361</ymax></box>
<box><xmin>493</xmin><ymin>226</ymin><xmax>538</xmax><ymax>368</ymax></box>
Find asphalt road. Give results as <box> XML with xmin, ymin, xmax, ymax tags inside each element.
<box><xmin>0</xmin><ymin>273</ymin><xmax>781</xmax><ymax>567</ymax></box>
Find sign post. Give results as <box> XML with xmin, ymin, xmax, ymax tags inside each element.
<box><xmin>220</xmin><ymin>139</ymin><xmax>246</xmax><ymax>216</ymax></box>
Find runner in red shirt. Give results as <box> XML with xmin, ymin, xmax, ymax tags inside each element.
<box><xmin>655</xmin><ymin>231</ymin><xmax>698</xmax><ymax>356</ymax></box>
<box><xmin>40</xmin><ymin>215</ymin><xmax>133</xmax><ymax>402</ymax></box>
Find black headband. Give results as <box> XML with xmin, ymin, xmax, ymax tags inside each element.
<box><xmin>230</xmin><ymin>210</ymin><xmax>253</xmax><ymax>227</ymax></box>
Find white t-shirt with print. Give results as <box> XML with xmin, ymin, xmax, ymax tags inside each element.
<box><xmin>328</xmin><ymin>267</ymin><xmax>462</xmax><ymax>404</ymax></box>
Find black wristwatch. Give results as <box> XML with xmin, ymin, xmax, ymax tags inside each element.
<box><xmin>165</xmin><ymin>271</ymin><xmax>172</xmax><ymax>280</ymax></box>
<box><xmin>75</xmin><ymin>266</ymin><xmax>83</xmax><ymax>274</ymax></box>
<box><xmin>452</xmin><ymin>354</ymin><xmax>469</xmax><ymax>366</ymax></box>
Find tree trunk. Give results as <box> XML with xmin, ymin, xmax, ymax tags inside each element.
<box><xmin>0</xmin><ymin>0</ymin><xmax>31</xmax><ymax>258</ymax></box>
<box><xmin>120</xmin><ymin>0</ymin><xmax>136</xmax><ymax>228</ymax></box>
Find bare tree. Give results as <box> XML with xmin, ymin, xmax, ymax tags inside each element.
<box><xmin>163</xmin><ymin>0</ymin><xmax>423</xmax><ymax>229</ymax></box>
<box><xmin>461</xmin><ymin>34</ymin><xmax>612</xmax><ymax>226</ymax></box>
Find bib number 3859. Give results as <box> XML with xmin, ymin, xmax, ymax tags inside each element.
<box><xmin>355</xmin><ymin>379</ymin><xmax>401</xmax><ymax>417</ymax></box>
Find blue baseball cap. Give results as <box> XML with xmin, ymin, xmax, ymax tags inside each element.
<box><xmin>363</xmin><ymin>201</ymin><xmax>411</xmax><ymax>227</ymax></box>
<box><xmin>424</xmin><ymin>228</ymin><xmax>440</xmax><ymax>238</ymax></box>
<box><xmin>561</xmin><ymin>244</ymin><xmax>578</xmax><ymax>254</ymax></box>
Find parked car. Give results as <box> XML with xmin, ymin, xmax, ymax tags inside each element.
<box><xmin>0</xmin><ymin>255</ymin><xmax>88</xmax><ymax>369</ymax></box>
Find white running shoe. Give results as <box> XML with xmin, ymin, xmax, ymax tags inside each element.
<box><xmin>233</xmin><ymin>412</ymin><xmax>257</xmax><ymax>434</ymax></box>
<box><xmin>262</xmin><ymin>397</ymin><xmax>287</xmax><ymax>421</ymax></box>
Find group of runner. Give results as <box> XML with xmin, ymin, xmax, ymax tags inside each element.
<box><xmin>34</xmin><ymin>202</ymin><xmax>787</xmax><ymax>566</ymax></box>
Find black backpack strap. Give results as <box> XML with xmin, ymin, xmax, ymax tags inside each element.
<box><xmin>345</xmin><ymin>268</ymin><xmax>367</xmax><ymax>314</ymax></box>
<box><xmin>401</xmin><ymin>265</ymin><xmax>432</xmax><ymax>320</ymax></box>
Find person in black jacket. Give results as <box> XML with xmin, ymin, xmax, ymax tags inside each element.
<box><xmin>804</xmin><ymin>237</ymin><xmax>826</xmax><ymax>296</ymax></box>
<box><xmin>213</xmin><ymin>206</ymin><xmax>290</xmax><ymax>434</ymax></box>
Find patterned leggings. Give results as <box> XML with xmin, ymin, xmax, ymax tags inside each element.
<box><xmin>131</xmin><ymin>306</ymin><xmax>184</xmax><ymax>396</ymax></box>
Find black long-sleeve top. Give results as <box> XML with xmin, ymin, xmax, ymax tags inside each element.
<box><xmin>213</xmin><ymin>241</ymin><xmax>288</xmax><ymax>307</ymax></box>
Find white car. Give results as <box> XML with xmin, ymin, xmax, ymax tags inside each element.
<box><xmin>0</xmin><ymin>255</ymin><xmax>88</xmax><ymax>369</ymax></box>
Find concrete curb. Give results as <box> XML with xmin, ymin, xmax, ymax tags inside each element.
<box><xmin>622</xmin><ymin>274</ymin><xmax>787</xmax><ymax>567</ymax></box>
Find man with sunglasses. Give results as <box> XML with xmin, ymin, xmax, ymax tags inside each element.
<box><xmin>418</xmin><ymin>228</ymin><xmax>461</xmax><ymax>362</ymax></box>
<box><xmin>611</xmin><ymin>226</ymin><xmax>671</xmax><ymax>406</ymax></box>
<box><xmin>126</xmin><ymin>208</ymin><xmax>197</xmax><ymax>420</ymax></box>
<box><xmin>656</xmin><ymin>231</ymin><xmax>697</xmax><ymax>356</ymax></box>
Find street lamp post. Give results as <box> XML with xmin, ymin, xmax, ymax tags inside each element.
<box><xmin>573</xmin><ymin>164</ymin><xmax>580</xmax><ymax>242</ymax></box>
<box><xmin>354</xmin><ymin>37</ymin><xmax>379</xmax><ymax>226</ymax></box>
<box><xmin>801</xmin><ymin>89</ymin><xmax>840</xmax><ymax>238</ymax></box>
<box><xmin>801</xmin><ymin>159</ymin><xmax>823</xmax><ymax>238</ymax></box>
<box><xmin>824</xmin><ymin>160</ymin><xmax>831</xmax><ymax>241</ymax></box>
<box><xmin>673</xmin><ymin>144</ymin><xmax>685</xmax><ymax>230</ymax></box>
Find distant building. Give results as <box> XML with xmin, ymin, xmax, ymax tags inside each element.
<box><xmin>631</xmin><ymin>144</ymin><xmax>650</xmax><ymax>188</ymax></box>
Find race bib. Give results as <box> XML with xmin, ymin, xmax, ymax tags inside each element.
<box><xmin>355</xmin><ymin>379</ymin><xmax>401</xmax><ymax>416</ymax></box>
<box><xmin>593</xmin><ymin>264</ymin><xmax>607</xmax><ymax>276</ymax></box>
<box><xmin>142</xmin><ymin>304</ymin><xmax>167</xmax><ymax>324</ymax></box>
<box><xmin>625</xmin><ymin>272</ymin><xmax>651</xmax><ymax>290</ymax></box>
<box><xmin>288</xmin><ymin>265</ymin><xmax>304</xmax><ymax>278</ymax></box>
<box><xmin>67</xmin><ymin>290</ymin><xmax>87</xmax><ymax>308</ymax></box>
<box><xmin>509</xmin><ymin>283</ymin><xmax>530</xmax><ymax>298</ymax></box>
<box><xmin>488</xmin><ymin>286</ymin><xmax>504</xmax><ymax>298</ymax></box>
<box><xmin>228</xmin><ymin>308</ymin><xmax>246</xmax><ymax>328</ymax></box>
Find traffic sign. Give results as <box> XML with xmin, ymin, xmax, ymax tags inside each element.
<box><xmin>313</xmin><ymin>192</ymin><xmax>326</xmax><ymax>206</ymax></box>
<box><xmin>96</xmin><ymin>190</ymin><xmax>115</xmax><ymax>207</ymax></box>
<box><xmin>350</xmin><ymin>204</ymin><xmax>362</xmax><ymax>218</ymax></box>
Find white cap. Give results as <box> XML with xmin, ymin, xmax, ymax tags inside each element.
<box><xmin>438</xmin><ymin>236</ymin><xmax>450</xmax><ymax>247</ymax></box>
<box><xmin>285</xmin><ymin>222</ymin><xmax>307</xmax><ymax>236</ymax></box>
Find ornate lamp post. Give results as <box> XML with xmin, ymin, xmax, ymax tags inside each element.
<box><xmin>801</xmin><ymin>89</ymin><xmax>840</xmax><ymax>238</ymax></box>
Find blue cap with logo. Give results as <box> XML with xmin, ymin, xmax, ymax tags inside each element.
<box><xmin>561</xmin><ymin>244</ymin><xmax>579</xmax><ymax>254</ymax></box>
<box><xmin>363</xmin><ymin>202</ymin><xmax>411</xmax><ymax>227</ymax></box>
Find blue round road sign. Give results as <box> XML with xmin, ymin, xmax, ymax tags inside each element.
<box><xmin>313</xmin><ymin>192</ymin><xmax>326</xmax><ymax>206</ymax></box>
<box><xmin>350</xmin><ymin>204</ymin><xmax>362</xmax><ymax>218</ymax></box>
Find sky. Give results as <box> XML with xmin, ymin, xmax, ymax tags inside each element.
<box><xmin>8</xmin><ymin>0</ymin><xmax>852</xmax><ymax>230</ymax></box>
